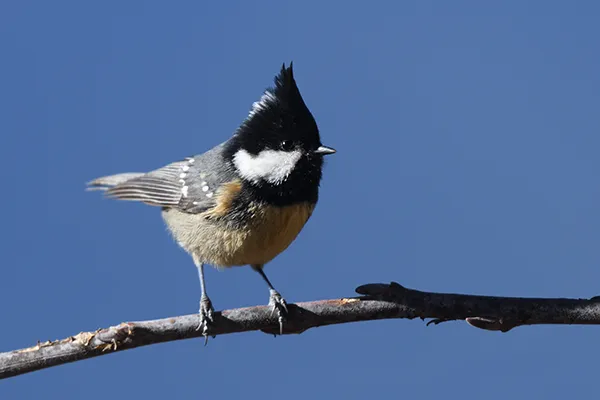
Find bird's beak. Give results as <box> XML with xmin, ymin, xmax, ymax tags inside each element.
<box><xmin>313</xmin><ymin>145</ymin><xmax>336</xmax><ymax>155</ymax></box>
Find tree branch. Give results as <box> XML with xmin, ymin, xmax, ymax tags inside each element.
<box><xmin>2</xmin><ymin>281</ymin><xmax>600</xmax><ymax>379</ymax></box>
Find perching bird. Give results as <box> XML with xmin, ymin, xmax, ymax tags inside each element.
<box><xmin>87</xmin><ymin>63</ymin><xmax>335</xmax><ymax>339</ymax></box>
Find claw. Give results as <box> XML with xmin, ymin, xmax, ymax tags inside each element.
<box><xmin>268</xmin><ymin>289</ymin><xmax>288</xmax><ymax>335</ymax></box>
<box><xmin>196</xmin><ymin>294</ymin><xmax>215</xmax><ymax>345</ymax></box>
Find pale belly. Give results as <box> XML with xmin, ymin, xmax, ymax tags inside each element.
<box><xmin>162</xmin><ymin>202</ymin><xmax>315</xmax><ymax>267</ymax></box>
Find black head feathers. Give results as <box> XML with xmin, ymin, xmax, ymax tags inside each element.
<box><xmin>230</xmin><ymin>62</ymin><xmax>321</xmax><ymax>155</ymax></box>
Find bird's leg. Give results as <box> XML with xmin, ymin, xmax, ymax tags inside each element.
<box><xmin>252</xmin><ymin>264</ymin><xmax>287</xmax><ymax>335</ymax></box>
<box><xmin>194</xmin><ymin>258</ymin><xmax>215</xmax><ymax>344</ymax></box>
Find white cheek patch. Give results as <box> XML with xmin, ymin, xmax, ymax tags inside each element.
<box><xmin>233</xmin><ymin>149</ymin><xmax>302</xmax><ymax>184</ymax></box>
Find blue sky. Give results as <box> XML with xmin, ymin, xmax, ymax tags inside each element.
<box><xmin>1</xmin><ymin>1</ymin><xmax>600</xmax><ymax>398</ymax></box>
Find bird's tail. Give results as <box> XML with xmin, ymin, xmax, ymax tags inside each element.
<box><xmin>86</xmin><ymin>172</ymin><xmax>146</xmax><ymax>191</ymax></box>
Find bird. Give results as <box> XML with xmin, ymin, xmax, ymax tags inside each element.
<box><xmin>87</xmin><ymin>63</ymin><xmax>335</xmax><ymax>340</ymax></box>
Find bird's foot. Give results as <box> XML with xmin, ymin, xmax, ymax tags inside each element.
<box><xmin>196</xmin><ymin>294</ymin><xmax>215</xmax><ymax>345</ymax></box>
<box><xmin>268</xmin><ymin>289</ymin><xmax>288</xmax><ymax>335</ymax></box>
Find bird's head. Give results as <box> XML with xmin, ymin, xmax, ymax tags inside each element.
<box><xmin>225</xmin><ymin>63</ymin><xmax>335</xmax><ymax>205</ymax></box>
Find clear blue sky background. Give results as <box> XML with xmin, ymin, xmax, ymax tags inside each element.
<box><xmin>1</xmin><ymin>1</ymin><xmax>599</xmax><ymax>398</ymax></box>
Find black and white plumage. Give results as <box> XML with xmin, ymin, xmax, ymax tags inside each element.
<box><xmin>90</xmin><ymin>143</ymin><xmax>237</xmax><ymax>214</ymax></box>
<box><xmin>88</xmin><ymin>63</ymin><xmax>335</xmax><ymax>339</ymax></box>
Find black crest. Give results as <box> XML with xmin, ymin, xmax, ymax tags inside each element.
<box><xmin>228</xmin><ymin>62</ymin><xmax>322</xmax><ymax>156</ymax></box>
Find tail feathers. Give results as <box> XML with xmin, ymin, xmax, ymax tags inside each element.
<box><xmin>86</xmin><ymin>173</ymin><xmax>146</xmax><ymax>191</ymax></box>
<box><xmin>86</xmin><ymin>170</ymin><xmax>182</xmax><ymax>207</ymax></box>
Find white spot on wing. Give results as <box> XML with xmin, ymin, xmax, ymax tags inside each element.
<box><xmin>182</xmin><ymin>165</ymin><xmax>190</xmax><ymax>172</ymax></box>
<box><xmin>202</xmin><ymin>185</ymin><xmax>209</xmax><ymax>192</ymax></box>
<box><xmin>233</xmin><ymin>149</ymin><xmax>302</xmax><ymax>185</ymax></box>
<box><xmin>179</xmin><ymin>173</ymin><xmax>186</xmax><ymax>179</ymax></box>
<box><xmin>182</xmin><ymin>186</ymin><xmax>189</xmax><ymax>197</ymax></box>
<box><xmin>206</xmin><ymin>192</ymin><xmax>213</xmax><ymax>198</ymax></box>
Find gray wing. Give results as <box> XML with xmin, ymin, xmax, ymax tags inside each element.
<box><xmin>87</xmin><ymin>143</ymin><xmax>238</xmax><ymax>214</ymax></box>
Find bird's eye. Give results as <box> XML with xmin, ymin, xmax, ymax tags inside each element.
<box><xmin>281</xmin><ymin>140</ymin><xmax>294</xmax><ymax>151</ymax></box>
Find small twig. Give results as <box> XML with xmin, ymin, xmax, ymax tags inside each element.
<box><xmin>2</xmin><ymin>282</ymin><xmax>600</xmax><ymax>380</ymax></box>
<box><xmin>356</xmin><ymin>282</ymin><xmax>600</xmax><ymax>331</ymax></box>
